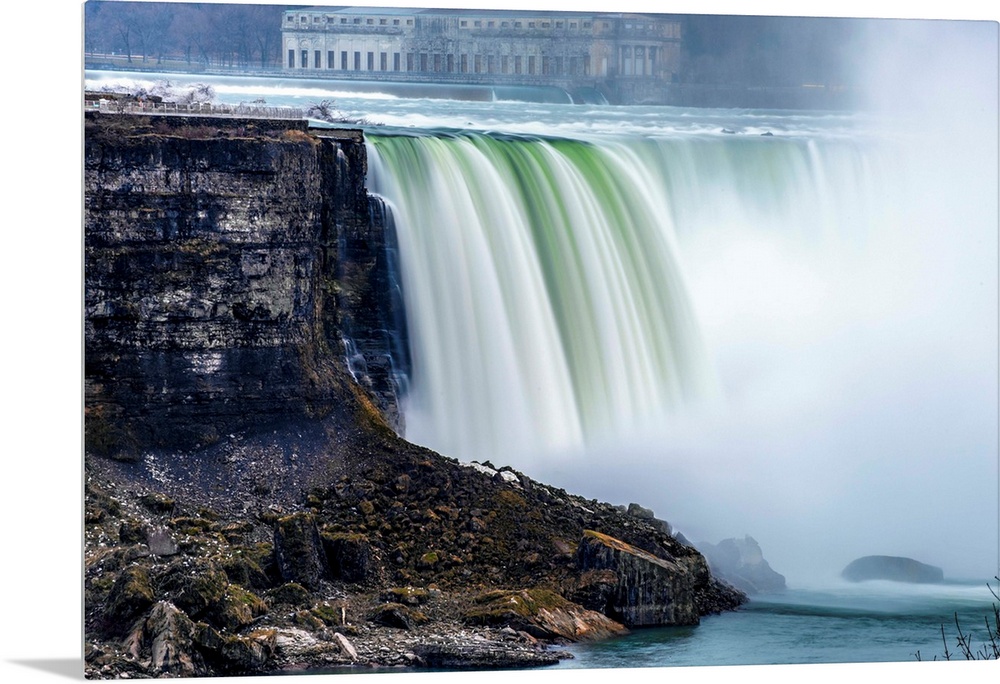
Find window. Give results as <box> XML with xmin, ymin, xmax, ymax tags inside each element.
<box><xmin>314</xmin><ymin>50</ymin><xmax>321</xmax><ymax>69</ymax></box>
<box><xmin>313</xmin><ymin>16</ymin><xmax>320</xmax><ymax>23</ymax></box>
<box><xmin>287</xmin><ymin>16</ymin><xmax>293</xmax><ymax>23</ymax></box>
<box><xmin>380</xmin><ymin>18</ymin><xmax>387</xmax><ymax>25</ymax></box>
<box><xmin>501</xmin><ymin>22</ymin><xmax>509</xmax><ymax>28</ymax></box>
<box><xmin>488</xmin><ymin>21</ymin><xmax>495</xmax><ymax>28</ymax></box>
<box><xmin>583</xmin><ymin>22</ymin><xmax>592</xmax><ymax>28</ymax></box>
<box><xmin>301</xmin><ymin>50</ymin><xmax>308</xmax><ymax>68</ymax></box>
<box><xmin>327</xmin><ymin>51</ymin><xmax>334</xmax><ymax>68</ymax></box>
<box><xmin>528</xmin><ymin>22</ymin><xmax>535</xmax><ymax>28</ymax></box>
<box><xmin>474</xmin><ymin>21</ymin><xmax>481</xmax><ymax>27</ymax></box>
<box><xmin>288</xmin><ymin>49</ymin><xmax>295</xmax><ymax>67</ymax></box>
<box><xmin>528</xmin><ymin>55</ymin><xmax>535</xmax><ymax>74</ymax></box>
<box><xmin>460</xmin><ymin>54</ymin><xmax>467</xmax><ymax>73</ymax></box>
<box><xmin>367</xmin><ymin>52</ymin><xmax>374</xmax><ymax>70</ymax></box>
<box><xmin>354</xmin><ymin>18</ymin><xmax>361</xmax><ymax>24</ymax></box>
<box><xmin>393</xmin><ymin>53</ymin><xmax>400</xmax><ymax>70</ymax></box>
<box><xmin>341</xmin><ymin>18</ymin><xmax>347</xmax><ymax>24</ymax></box>
<box><xmin>515</xmin><ymin>22</ymin><xmax>522</xmax><ymax>28</ymax></box>
<box><xmin>407</xmin><ymin>53</ymin><xmax>414</xmax><ymax>71</ymax></box>
<box><xmin>393</xmin><ymin>19</ymin><xmax>400</xmax><ymax>25</ymax></box>
<box><xmin>556</xmin><ymin>21</ymin><xmax>563</xmax><ymax>28</ymax></box>
<box><xmin>299</xmin><ymin>16</ymin><xmax>306</xmax><ymax>23</ymax></box>
<box><xmin>366</xmin><ymin>18</ymin><xmax>373</xmax><ymax>25</ymax></box>
<box><xmin>354</xmin><ymin>51</ymin><xmax>361</xmax><ymax>70</ymax></box>
<box><xmin>380</xmin><ymin>52</ymin><xmax>387</xmax><ymax>71</ymax></box>
<box><xmin>541</xmin><ymin>22</ymin><xmax>549</xmax><ymax>28</ymax></box>
<box><xmin>341</xmin><ymin>51</ymin><xmax>347</xmax><ymax>69</ymax></box>
<box><xmin>514</xmin><ymin>55</ymin><xmax>522</xmax><ymax>74</ymax></box>
<box><xmin>407</xmin><ymin>19</ymin><xmax>413</xmax><ymax>26</ymax></box>
<box><xmin>461</xmin><ymin>20</ymin><xmax>467</xmax><ymax>27</ymax></box>
<box><xmin>570</xmin><ymin>22</ymin><xmax>577</xmax><ymax>29</ymax></box>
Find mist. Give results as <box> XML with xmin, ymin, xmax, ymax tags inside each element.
<box><xmin>517</xmin><ymin>17</ymin><xmax>998</xmax><ymax>585</ymax></box>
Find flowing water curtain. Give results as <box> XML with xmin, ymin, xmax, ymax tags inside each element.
<box><xmin>367</xmin><ymin>132</ymin><xmax>714</xmax><ymax>462</ymax></box>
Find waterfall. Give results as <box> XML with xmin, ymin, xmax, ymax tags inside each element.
<box><xmin>367</xmin><ymin>131</ymin><xmax>728</xmax><ymax>462</ymax></box>
<box><xmin>364</xmin><ymin>126</ymin><xmax>987</xmax><ymax>482</ymax></box>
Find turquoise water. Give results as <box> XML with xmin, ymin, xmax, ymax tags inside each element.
<box><xmin>558</xmin><ymin>581</ymin><xmax>999</xmax><ymax>667</ymax></box>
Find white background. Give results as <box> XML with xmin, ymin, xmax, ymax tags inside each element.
<box><xmin>1</xmin><ymin>1</ymin><xmax>996</xmax><ymax>683</ymax></box>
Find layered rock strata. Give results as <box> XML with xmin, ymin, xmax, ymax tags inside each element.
<box><xmin>85</xmin><ymin>113</ymin><xmax>405</xmax><ymax>456</ymax></box>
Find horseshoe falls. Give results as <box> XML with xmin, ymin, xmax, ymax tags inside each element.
<box><xmin>367</xmin><ymin>129</ymin><xmax>911</xmax><ymax>464</ymax></box>
<box><xmin>367</xmin><ymin>108</ymin><xmax>997</xmax><ymax>587</ymax></box>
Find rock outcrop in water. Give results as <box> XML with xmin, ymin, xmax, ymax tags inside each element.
<box><xmin>697</xmin><ymin>535</ymin><xmax>786</xmax><ymax>594</ymax></box>
<box><xmin>83</xmin><ymin>114</ymin><xmax>746</xmax><ymax>678</ymax></box>
<box><xmin>841</xmin><ymin>555</ymin><xmax>944</xmax><ymax>584</ymax></box>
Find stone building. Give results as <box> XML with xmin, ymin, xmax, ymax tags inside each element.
<box><xmin>281</xmin><ymin>6</ymin><xmax>682</xmax><ymax>104</ymax></box>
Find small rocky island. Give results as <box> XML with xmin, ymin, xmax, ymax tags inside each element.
<box><xmin>841</xmin><ymin>555</ymin><xmax>944</xmax><ymax>584</ymax></box>
<box><xmin>83</xmin><ymin>112</ymin><xmax>746</xmax><ymax>678</ymax></box>
<box><xmin>697</xmin><ymin>536</ymin><xmax>786</xmax><ymax>595</ymax></box>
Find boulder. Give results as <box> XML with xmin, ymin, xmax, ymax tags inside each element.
<box><xmin>841</xmin><ymin>555</ymin><xmax>944</xmax><ymax>584</ymax></box>
<box><xmin>463</xmin><ymin>588</ymin><xmax>627</xmax><ymax>641</ymax></box>
<box><xmin>124</xmin><ymin>601</ymin><xmax>203</xmax><ymax>677</ymax></box>
<box><xmin>273</xmin><ymin>512</ymin><xmax>328</xmax><ymax>589</ymax></box>
<box><xmin>575</xmin><ymin>530</ymin><xmax>701</xmax><ymax>627</ymax></box>
<box><xmin>372</xmin><ymin>603</ymin><xmax>429</xmax><ymax>630</ymax></box>
<box><xmin>103</xmin><ymin>565</ymin><xmax>155</xmax><ymax>633</ymax></box>
<box><xmin>321</xmin><ymin>531</ymin><xmax>378</xmax><ymax>583</ymax></box>
<box><xmin>697</xmin><ymin>536</ymin><xmax>786</xmax><ymax>594</ymax></box>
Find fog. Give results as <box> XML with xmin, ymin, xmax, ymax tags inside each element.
<box><xmin>524</xmin><ymin>17</ymin><xmax>998</xmax><ymax>584</ymax></box>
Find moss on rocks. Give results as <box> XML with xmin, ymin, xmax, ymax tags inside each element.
<box><xmin>103</xmin><ymin>565</ymin><xmax>155</xmax><ymax>632</ymax></box>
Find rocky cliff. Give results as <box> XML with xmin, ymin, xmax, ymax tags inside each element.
<box><xmin>83</xmin><ymin>114</ymin><xmax>745</xmax><ymax>678</ymax></box>
<box><xmin>85</xmin><ymin>113</ymin><xmax>406</xmax><ymax>457</ymax></box>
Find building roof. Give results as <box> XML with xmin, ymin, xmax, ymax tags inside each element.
<box><xmin>284</xmin><ymin>6</ymin><xmax>666</xmax><ymax>20</ymax></box>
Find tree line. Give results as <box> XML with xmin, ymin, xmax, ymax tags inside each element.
<box><xmin>84</xmin><ymin>1</ymin><xmax>289</xmax><ymax>70</ymax></box>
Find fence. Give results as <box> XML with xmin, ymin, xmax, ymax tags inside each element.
<box><xmin>91</xmin><ymin>99</ymin><xmax>306</xmax><ymax>120</ymax></box>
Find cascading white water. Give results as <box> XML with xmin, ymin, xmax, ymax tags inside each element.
<box><xmin>368</xmin><ymin>133</ymin><xmax>717</xmax><ymax>462</ymax></box>
<box><xmin>365</xmin><ymin>129</ymin><xmax>903</xmax><ymax>466</ymax></box>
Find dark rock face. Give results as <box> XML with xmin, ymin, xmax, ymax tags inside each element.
<box><xmin>576</xmin><ymin>530</ymin><xmax>704</xmax><ymax>627</ymax></box>
<box><xmin>841</xmin><ymin>555</ymin><xmax>944</xmax><ymax>584</ymax></box>
<box><xmin>84</xmin><ymin>114</ymin><xmax>406</xmax><ymax>457</ymax></box>
<box><xmin>697</xmin><ymin>536</ymin><xmax>786</xmax><ymax>594</ymax></box>
<box><xmin>273</xmin><ymin>512</ymin><xmax>328</xmax><ymax>590</ymax></box>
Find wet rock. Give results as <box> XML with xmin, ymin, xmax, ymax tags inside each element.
<box><xmin>576</xmin><ymin>530</ymin><xmax>700</xmax><ymax>627</ymax></box>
